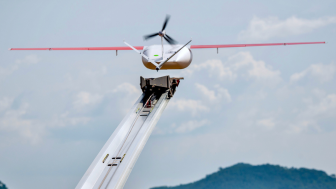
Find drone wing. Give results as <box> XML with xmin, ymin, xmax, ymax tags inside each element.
<box><xmin>10</xmin><ymin>42</ymin><xmax>324</xmax><ymax>50</ymax></box>
<box><xmin>9</xmin><ymin>46</ymin><xmax>144</xmax><ymax>50</ymax></box>
<box><xmin>190</xmin><ymin>42</ymin><xmax>325</xmax><ymax>49</ymax></box>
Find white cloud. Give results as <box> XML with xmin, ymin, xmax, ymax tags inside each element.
<box><xmin>73</xmin><ymin>91</ymin><xmax>103</xmax><ymax>108</ymax></box>
<box><xmin>287</xmin><ymin>93</ymin><xmax>336</xmax><ymax>134</ymax></box>
<box><xmin>50</xmin><ymin>112</ymin><xmax>91</xmax><ymax>127</ymax></box>
<box><xmin>0</xmin><ymin>55</ymin><xmax>41</xmax><ymax>79</ymax></box>
<box><xmin>73</xmin><ymin>83</ymin><xmax>140</xmax><ymax>113</ymax></box>
<box><xmin>174</xmin><ymin>119</ymin><xmax>210</xmax><ymax>134</ymax></box>
<box><xmin>0</xmin><ymin>103</ymin><xmax>46</xmax><ymax>144</ymax></box>
<box><xmin>257</xmin><ymin>118</ymin><xmax>275</xmax><ymax>129</ymax></box>
<box><xmin>168</xmin><ymin>99</ymin><xmax>209</xmax><ymax>116</ymax></box>
<box><xmin>111</xmin><ymin>82</ymin><xmax>140</xmax><ymax>95</ymax></box>
<box><xmin>154</xmin><ymin>119</ymin><xmax>210</xmax><ymax>135</ymax></box>
<box><xmin>0</xmin><ymin>81</ymin><xmax>140</xmax><ymax>144</ymax></box>
<box><xmin>239</xmin><ymin>16</ymin><xmax>336</xmax><ymax>41</ymax></box>
<box><xmin>0</xmin><ymin>96</ymin><xmax>91</xmax><ymax>144</ymax></box>
<box><xmin>290</xmin><ymin>63</ymin><xmax>336</xmax><ymax>83</ymax></box>
<box><xmin>183</xmin><ymin>59</ymin><xmax>236</xmax><ymax>80</ymax></box>
<box><xmin>185</xmin><ymin>52</ymin><xmax>281</xmax><ymax>84</ymax></box>
<box><xmin>15</xmin><ymin>54</ymin><xmax>41</xmax><ymax>65</ymax></box>
<box><xmin>0</xmin><ymin>65</ymin><xmax>19</xmax><ymax>78</ymax></box>
<box><xmin>109</xmin><ymin>83</ymin><xmax>141</xmax><ymax>115</ymax></box>
<box><xmin>229</xmin><ymin>52</ymin><xmax>282</xmax><ymax>83</ymax></box>
<box><xmin>302</xmin><ymin>94</ymin><xmax>336</xmax><ymax>117</ymax></box>
<box><xmin>195</xmin><ymin>83</ymin><xmax>231</xmax><ymax>103</ymax></box>
<box><xmin>0</xmin><ymin>97</ymin><xmax>14</xmax><ymax>112</ymax></box>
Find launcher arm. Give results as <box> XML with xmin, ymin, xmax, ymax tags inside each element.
<box><xmin>124</xmin><ymin>41</ymin><xmax>159</xmax><ymax>68</ymax></box>
<box><xmin>156</xmin><ymin>39</ymin><xmax>192</xmax><ymax>71</ymax></box>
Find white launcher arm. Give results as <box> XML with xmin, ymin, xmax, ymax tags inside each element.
<box><xmin>157</xmin><ymin>39</ymin><xmax>192</xmax><ymax>70</ymax></box>
<box><xmin>124</xmin><ymin>41</ymin><xmax>160</xmax><ymax>68</ymax></box>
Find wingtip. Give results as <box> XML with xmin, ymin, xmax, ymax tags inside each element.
<box><xmin>8</xmin><ymin>48</ymin><xmax>11</xmax><ymax>51</ymax></box>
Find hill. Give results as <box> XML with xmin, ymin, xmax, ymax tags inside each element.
<box><xmin>0</xmin><ymin>181</ymin><xmax>7</xmax><ymax>189</ymax></box>
<box><xmin>151</xmin><ymin>163</ymin><xmax>336</xmax><ymax>189</ymax></box>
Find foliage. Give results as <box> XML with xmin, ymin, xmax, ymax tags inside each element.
<box><xmin>0</xmin><ymin>181</ymin><xmax>7</xmax><ymax>189</ymax></box>
<box><xmin>151</xmin><ymin>163</ymin><xmax>336</xmax><ymax>189</ymax></box>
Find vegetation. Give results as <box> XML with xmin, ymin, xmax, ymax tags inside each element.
<box><xmin>0</xmin><ymin>181</ymin><xmax>7</xmax><ymax>189</ymax></box>
<box><xmin>151</xmin><ymin>163</ymin><xmax>336</xmax><ymax>189</ymax></box>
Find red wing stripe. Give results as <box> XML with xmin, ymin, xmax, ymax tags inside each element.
<box><xmin>10</xmin><ymin>42</ymin><xmax>324</xmax><ymax>50</ymax></box>
<box><xmin>10</xmin><ymin>46</ymin><xmax>144</xmax><ymax>51</ymax></box>
<box><xmin>190</xmin><ymin>42</ymin><xmax>325</xmax><ymax>49</ymax></box>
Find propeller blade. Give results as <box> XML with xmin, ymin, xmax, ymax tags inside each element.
<box><xmin>162</xmin><ymin>15</ymin><xmax>170</xmax><ymax>31</ymax></box>
<box><xmin>163</xmin><ymin>36</ymin><xmax>171</xmax><ymax>44</ymax></box>
<box><xmin>163</xmin><ymin>35</ymin><xmax>176</xmax><ymax>45</ymax></box>
<box><xmin>144</xmin><ymin>33</ymin><xmax>159</xmax><ymax>40</ymax></box>
<box><xmin>165</xmin><ymin>34</ymin><xmax>177</xmax><ymax>44</ymax></box>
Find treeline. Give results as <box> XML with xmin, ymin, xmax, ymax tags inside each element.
<box><xmin>0</xmin><ymin>181</ymin><xmax>7</xmax><ymax>189</ymax></box>
<box><xmin>151</xmin><ymin>163</ymin><xmax>336</xmax><ymax>189</ymax></box>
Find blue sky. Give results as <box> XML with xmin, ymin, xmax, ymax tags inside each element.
<box><xmin>1</xmin><ymin>0</ymin><xmax>336</xmax><ymax>189</ymax></box>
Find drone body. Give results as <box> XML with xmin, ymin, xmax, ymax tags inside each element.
<box><xmin>141</xmin><ymin>45</ymin><xmax>192</xmax><ymax>70</ymax></box>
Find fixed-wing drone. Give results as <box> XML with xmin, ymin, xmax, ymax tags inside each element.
<box><xmin>10</xmin><ymin>15</ymin><xmax>325</xmax><ymax>71</ymax></box>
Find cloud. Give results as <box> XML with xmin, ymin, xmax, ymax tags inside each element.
<box><xmin>50</xmin><ymin>112</ymin><xmax>91</xmax><ymax>127</ymax></box>
<box><xmin>183</xmin><ymin>59</ymin><xmax>236</xmax><ymax>80</ymax></box>
<box><xmin>257</xmin><ymin>118</ymin><xmax>275</xmax><ymax>129</ymax></box>
<box><xmin>184</xmin><ymin>52</ymin><xmax>281</xmax><ymax>84</ymax></box>
<box><xmin>154</xmin><ymin>119</ymin><xmax>210</xmax><ymax>135</ymax></box>
<box><xmin>0</xmin><ymin>98</ymin><xmax>93</xmax><ymax>144</ymax></box>
<box><xmin>0</xmin><ymin>65</ymin><xmax>19</xmax><ymax>78</ymax></box>
<box><xmin>287</xmin><ymin>93</ymin><xmax>336</xmax><ymax>134</ymax></box>
<box><xmin>301</xmin><ymin>94</ymin><xmax>336</xmax><ymax>118</ymax></box>
<box><xmin>174</xmin><ymin>119</ymin><xmax>210</xmax><ymax>134</ymax></box>
<box><xmin>0</xmin><ymin>103</ymin><xmax>46</xmax><ymax>144</ymax></box>
<box><xmin>109</xmin><ymin>82</ymin><xmax>141</xmax><ymax>115</ymax></box>
<box><xmin>15</xmin><ymin>54</ymin><xmax>41</xmax><ymax>65</ymax></box>
<box><xmin>0</xmin><ymin>97</ymin><xmax>14</xmax><ymax>112</ymax></box>
<box><xmin>73</xmin><ymin>83</ymin><xmax>140</xmax><ymax>109</ymax></box>
<box><xmin>168</xmin><ymin>99</ymin><xmax>209</xmax><ymax>116</ymax></box>
<box><xmin>290</xmin><ymin>63</ymin><xmax>336</xmax><ymax>83</ymax></box>
<box><xmin>195</xmin><ymin>83</ymin><xmax>231</xmax><ymax>103</ymax></box>
<box><xmin>239</xmin><ymin>16</ymin><xmax>336</xmax><ymax>41</ymax></box>
<box><xmin>287</xmin><ymin>120</ymin><xmax>316</xmax><ymax>134</ymax></box>
<box><xmin>0</xmin><ymin>82</ymin><xmax>141</xmax><ymax>144</ymax></box>
<box><xmin>0</xmin><ymin>55</ymin><xmax>41</xmax><ymax>79</ymax></box>
<box><xmin>111</xmin><ymin>82</ymin><xmax>140</xmax><ymax>94</ymax></box>
<box><xmin>73</xmin><ymin>91</ymin><xmax>103</xmax><ymax>108</ymax></box>
<box><xmin>229</xmin><ymin>52</ymin><xmax>282</xmax><ymax>83</ymax></box>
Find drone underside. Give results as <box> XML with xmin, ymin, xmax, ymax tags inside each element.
<box><xmin>141</xmin><ymin>45</ymin><xmax>193</xmax><ymax>70</ymax></box>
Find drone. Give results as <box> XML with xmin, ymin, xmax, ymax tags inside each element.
<box><xmin>10</xmin><ymin>15</ymin><xmax>325</xmax><ymax>71</ymax></box>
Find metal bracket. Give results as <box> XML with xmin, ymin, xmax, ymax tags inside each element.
<box><xmin>156</xmin><ymin>39</ymin><xmax>192</xmax><ymax>70</ymax></box>
<box><xmin>124</xmin><ymin>40</ymin><xmax>159</xmax><ymax>68</ymax></box>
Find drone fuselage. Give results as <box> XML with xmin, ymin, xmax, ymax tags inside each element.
<box><xmin>141</xmin><ymin>45</ymin><xmax>193</xmax><ymax>70</ymax></box>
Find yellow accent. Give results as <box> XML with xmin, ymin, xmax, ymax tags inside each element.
<box><xmin>102</xmin><ymin>154</ymin><xmax>109</xmax><ymax>163</ymax></box>
<box><xmin>143</xmin><ymin>61</ymin><xmax>189</xmax><ymax>70</ymax></box>
<box><xmin>120</xmin><ymin>154</ymin><xmax>126</xmax><ymax>163</ymax></box>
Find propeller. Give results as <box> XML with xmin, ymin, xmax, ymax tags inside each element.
<box><xmin>143</xmin><ymin>15</ymin><xmax>177</xmax><ymax>45</ymax></box>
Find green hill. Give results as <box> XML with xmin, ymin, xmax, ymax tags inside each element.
<box><xmin>151</xmin><ymin>163</ymin><xmax>336</xmax><ymax>189</ymax></box>
<box><xmin>0</xmin><ymin>181</ymin><xmax>7</xmax><ymax>189</ymax></box>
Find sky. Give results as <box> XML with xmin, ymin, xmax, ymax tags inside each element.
<box><xmin>0</xmin><ymin>0</ymin><xmax>336</xmax><ymax>189</ymax></box>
